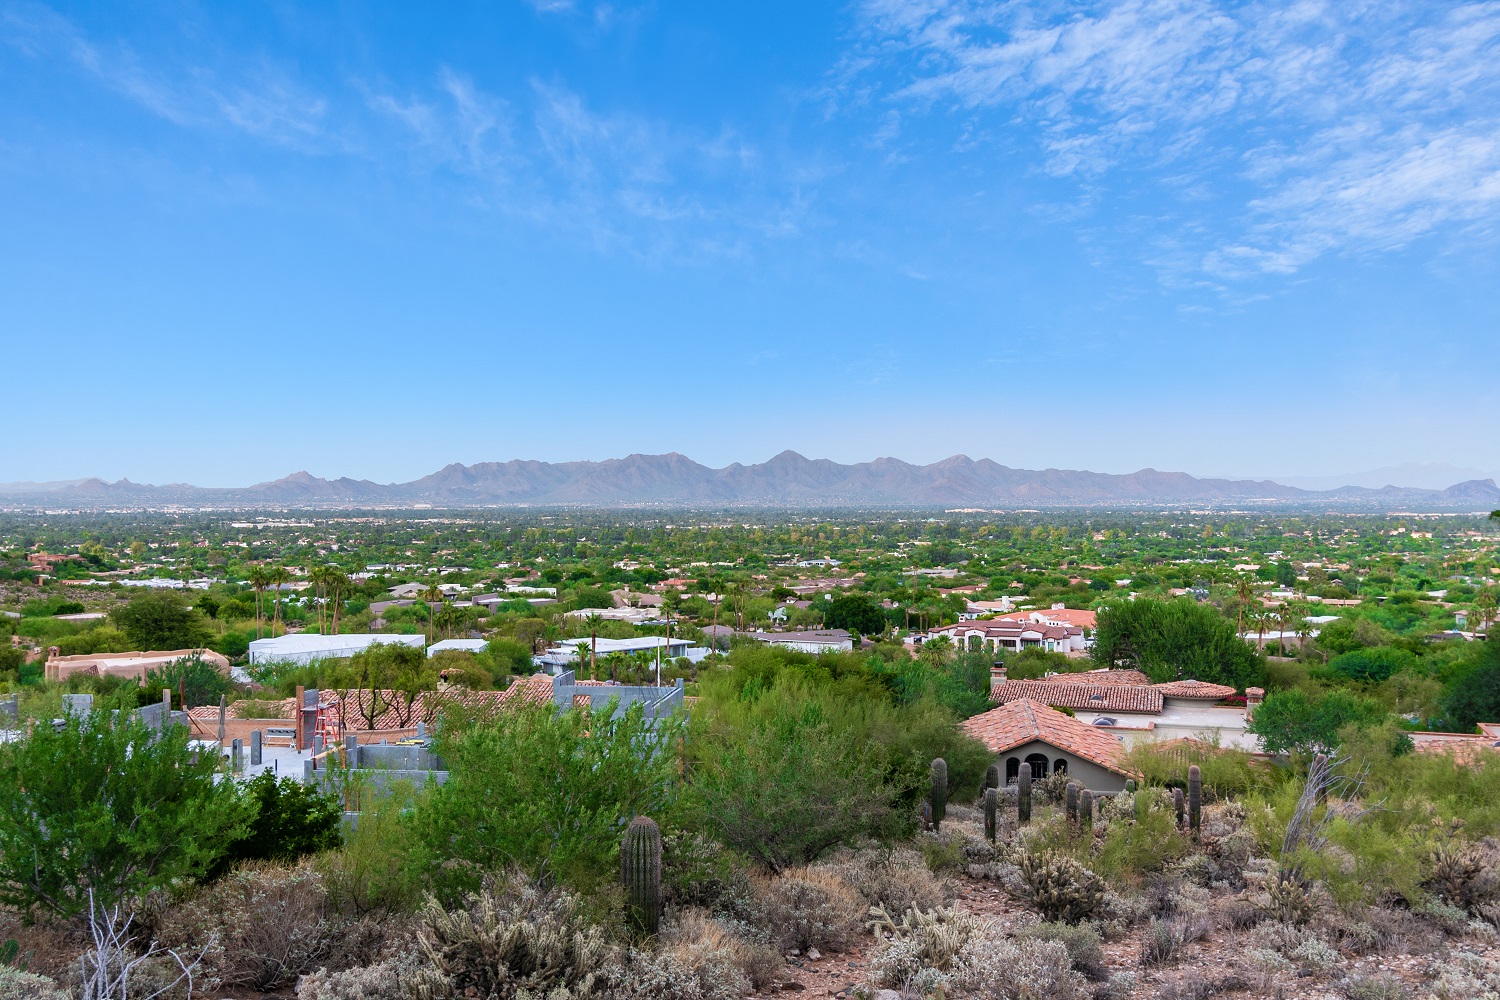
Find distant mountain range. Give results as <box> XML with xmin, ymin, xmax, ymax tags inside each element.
<box><xmin>4</xmin><ymin>452</ymin><xmax>1498</xmax><ymax>510</ymax></box>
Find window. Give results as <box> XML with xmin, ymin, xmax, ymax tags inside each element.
<box><xmin>1024</xmin><ymin>752</ymin><xmax>1050</xmax><ymax>777</ymax></box>
<box><xmin>1053</xmin><ymin>758</ymin><xmax>1069</xmax><ymax>775</ymax></box>
<box><xmin>1005</xmin><ymin>757</ymin><xmax>1020</xmax><ymax>782</ymax></box>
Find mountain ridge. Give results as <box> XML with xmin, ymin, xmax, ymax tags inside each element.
<box><xmin>4</xmin><ymin>453</ymin><xmax>1498</xmax><ymax>510</ymax></box>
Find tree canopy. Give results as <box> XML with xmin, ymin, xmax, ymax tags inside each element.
<box><xmin>0</xmin><ymin>712</ymin><xmax>251</xmax><ymax>918</ymax></box>
<box><xmin>823</xmin><ymin>594</ymin><xmax>886</xmax><ymax>636</ymax></box>
<box><xmin>1091</xmin><ymin>597</ymin><xmax>1263</xmax><ymax>689</ymax></box>
<box><xmin>110</xmin><ymin>590</ymin><xmax>212</xmax><ymax>651</ymax></box>
<box><xmin>1247</xmin><ymin>688</ymin><xmax>1393</xmax><ymax>756</ymax></box>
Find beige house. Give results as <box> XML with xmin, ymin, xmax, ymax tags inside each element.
<box><xmin>45</xmin><ymin>648</ymin><xmax>231</xmax><ymax>684</ymax></box>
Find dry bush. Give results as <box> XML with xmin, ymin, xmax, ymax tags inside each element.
<box><xmin>600</xmin><ymin>945</ymin><xmax>747</xmax><ymax>1000</ymax></box>
<box><xmin>954</xmin><ymin>936</ymin><xmax>1089</xmax><ymax>1000</ymax></box>
<box><xmin>1213</xmin><ymin>895</ymin><xmax>1264</xmax><ymax>931</ymax></box>
<box><xmin>1314</xmin><ymin>904</ymin><xmax>1440</xmax><ymax>957</ymax></box>
<box><xmin>1014</xmin><ymin>921</ymin><xmax>1106</xmax><ymax>981</ymax></box>
<box><xmin>152</xmin><ymin>862</ymin><xmax>337</xmax><ymax>992</ymax></box>
<box><xmin>1138</xmin><ymin>914</ymin><xmax>1210</xmax><ymax>968</ymax></box>
<box><xmin>662</xmin><ymin>908</ymin><xmax>781</xmax><ymax>991</ymax></box>
<box><xmin>818</xmin><ymin>847</ymin><xmax>954</xmax><ymax>916</ymax></box>
<box><xmin>0</xmin><ymin>967</ymin><xmax>70</xmax><ymax>1000</ymax></box>
<box><xmin>406</xmin><ymin>871</ymin><xmax>615</xmax><ymax>1000</ymax></box>
<box><xmin>296</xmin><ymin>955</ymin><xmax>424</xmax><ymax>1000</ymax></box>
<box><xmin>1338</xmin><ymin>972</ymin><xmax>1409</xmax><ymax>1000</ymax></box>
<box><xmin>0</xmin><ymin>910</ymin><xmax>86</xmax><ymax>981</ymax></box>
<box><xmin>755</xmin><ymin>868</ymin><xmax>864</xmax><ymax>954</ymax></box>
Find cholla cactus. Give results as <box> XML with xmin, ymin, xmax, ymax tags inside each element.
<box><xmin>1017</xmin><ymin>763</ymin><xmax>1032</xmax><ymax>824</ymax></box>
<box><xmin>984</xmin><ymin>786</ymin><xmax>998</xmax><ymax>844</ymax></box>
<box><xmin>930</xmin><ymin>758</ymin><xmax>948</xmax><ymax>832</ymax></box>
<box><xmin>1266</xmin><ymin>869</ymin><xmax>1314</xmax><ymax>927</ymax></box>
<box><xmin>622</xmin><ymin>816</ymin><xmax>662</xmax><ymax>936</ymax></box>
<box><xmin>1015</xmin><ymin>851</ymin><xmax>1105</xmax><ymax>925</ymax></box>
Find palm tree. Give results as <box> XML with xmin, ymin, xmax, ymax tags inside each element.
<box><xmin>307</xmin><ymin>565</ymin><xmax>332</xmax><ymax>634</ymax></box>
<box><xmin>269</xmin><ymin>565</ymin><xmax>290</xmax><ymax>635</ymax></box>
<box><xmin>326</xmin><ymin>567</ymin><xmax>350</xmax><ymax>635</ymax></box>
<box><xmin>919</xmin><ymin>633</ymin><xmax>954</xmax><ymax>668</ymax></box>
<box><xmin>1234</xmin><ymin>577</ymin><xmax>1255</xmax><ymax>637</ymax></box>
<box><xmin>246</xmin><ymin>565</ymin><xmax>272</xmax><ymax>640</ymax></box>
<box><xmin>583</xmin><ymin>612</ymin><xmax>604</xmax><ymax>680</ymax></box>
<box><xmin>1252</xmin><ymin>610</ymin><xmax>1269</xmax><ymax>651</ymax></box>
<box><xmin>421</xmin><ymin>583</ymin><xmax>445</xmax><ymax>644</ymax></box>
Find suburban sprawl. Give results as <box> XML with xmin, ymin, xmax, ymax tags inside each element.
<box><xmin>0</xmin><ymin>506</ymin><xmax>1498</xmax><ymax>999</ymax></box>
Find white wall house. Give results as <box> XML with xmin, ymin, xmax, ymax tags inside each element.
<box><xmin>248</xmin><ymin>633</ymin><xmax>425</xmax><ymax>665</ymax></box>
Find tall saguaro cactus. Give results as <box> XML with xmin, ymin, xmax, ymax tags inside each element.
<box><xmin>1079</xmin><ymin>789</ymin><xmax>1093</xmax><ymax>828</ymax></box>
<box><xmin>1188</xmin><ymin>765</ymin><xmax>1202</xmax><ymax>839</ymax></box>
<box><xmin>984</xmin><ymin>762</ymin><xmax>1001</xmax><ymax>792</ymax></box>
<box><xmin>1017</xmin><ymin>762</ymin><xmax>1032</xmax><ymax>824</ymax></box>
<box><xmin>930</xmin><ymin>758</ymin><xmax>948</xmax><ymax>832</ymax></box>
<box><xmin>984</xmin><ymin>786</ymin><xmax>998</xmax><ymax>843</ymax></box>
<box><xmin>622</xmin><ymin>816</ymin><xmax>662</xmax><ymax>936</ymax></box>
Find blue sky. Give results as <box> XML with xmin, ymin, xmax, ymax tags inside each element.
<box><xmin>2</xmin><ymin>0</ymin><xmax>1497</xmax><ymax>487</ymax></box>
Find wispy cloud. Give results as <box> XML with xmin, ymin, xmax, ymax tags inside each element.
<box><xmin>3</xmin><ymin>2</ymin><xmax>339</xmax><ymax>150</ymax></box>
<box><xmin>847</xmin><ymin>0</ymin><xmax>1500</xmax><ymax>275</ymax></box>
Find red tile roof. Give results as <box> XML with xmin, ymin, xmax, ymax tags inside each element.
<box><xmin>1153</xmin><ymin>679</ymin><xmax>1237</xmax><ymax>700</ymax></box>
<box><xmin>962</xmin><ymin>699</ymin><xmax>1135</xmax><ymax>776</ymax></box>
<box><xmin>1048</xmin><ymin>668</ymin><xmax>1150</xmax><ymax>687</ymax></box>
<box><xmin>991</xmin><ymin>679</ymin><xmax>1162</xmax><ymax>714</ymax></box>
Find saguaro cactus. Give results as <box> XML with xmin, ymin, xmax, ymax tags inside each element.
<box><xmin>622</xmin><ymin>816</ymin><xmax>662</xmax><ymax>936</ymax></box>
<box><xmin>1188</xmin><ymin>765</ymin><xmax>1202</xmax><ymax>838</ymax></box>
<box><xmin>1017</xmin><ymin>762</ymin><xmax>1032</xmax><ymax>824</ymax></box>
<box><xmin>985</xmin><ymin>762</ymin><xmax>1001</xmax><ymax>792</ymax></box>
<box><xmin>1124</xmin><ymin>779</ymin><xmax>1137</xmax><ymax>793</ymax></box>
<box><xmin>930</xmin><ymin>758</ymin><xmax>948</xmax><ymax>832</ymax></box>
<box><xmin>1174</xmin><ymin>787</ymin><xmax>1185</xmax><ymax>829</ymax></box>
<box><xmin>1079</xmin><ymin>789</ymin><xmax>1093</xmax><ymax>828</ymax></box>
<box><xmin>1066</xmin><ymin>781</ymin><xmax>1079</xmax><ymax>824</ymax></box>
<box><xmin>984</xmin><ymin>786</ymin><xmax>998</xmax><ymax>843</ymax></box>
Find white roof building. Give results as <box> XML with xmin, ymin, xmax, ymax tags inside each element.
<box><xmin>535</xmin><ymin>635</ymin><xmax>700</xmax><ymax>669</ymax></box>
<box><xmin>428</xmin><ymin>638</ymin><xmax>488</xmax><ymax>657</ymax></box>
<box><xmin>248</xmin><ymin>632</ymin><xmax>425</xmax><ymax>665</ymax></box>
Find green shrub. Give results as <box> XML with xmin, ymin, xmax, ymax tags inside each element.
<box><xmin>408</xmin><ymin>701</ymin><xmax>683</xmax><ymax>901</ymax></box>
<box><xmin>210</xmin><ymin>772</ymin><xmax>342</xmax><ymax>879</ymax></box>
<box><xmin>0</xmin><ymin>712</ymin><xmax>252</xmax><ymax>918</ymax></box>
<box><xmin>318</xmin><ymin>781</ymin><xmax>423</xmax><ymax>915</ymax></box>
<box><xmin>1324</xmin><ymin>646</ymin><xmax>1418</xmax><ymax>684</ymax></box>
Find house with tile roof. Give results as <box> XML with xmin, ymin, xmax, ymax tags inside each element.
<box><xmin>987</xmin><ymin>669</ymin><xmax>1257</xmax><ymax>750</ymax></box>
<box><xmin>962</xmin><ymin>698</ymin><xmax>1137</xmax><ymax>792</ymax></box>
<box><xmin>928</xmin><ymin>619</ymin><xmax>1088</xmax><ymax>655</ymax></box>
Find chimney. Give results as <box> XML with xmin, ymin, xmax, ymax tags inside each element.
<box><xmin>991</xmin><ymin>662</ymin><xmax>1007</xmax><ymax>684</ymax></box>
<box><xmin>1245</xmin><ymin>687</ymin><xmax>1265</xmax><ymax>720</ymax></box>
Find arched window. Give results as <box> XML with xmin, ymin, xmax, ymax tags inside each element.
<box><xmin>1005</xmin><ymin>757</ymin><xmax>1020</xmax><ymax>783</ymax></box>
<box><xmin>1024</xmin><ymin>752</ymin><xmax>1050</xmax><ymax>777</ymax></box>
<box><xmin>1053</xmin><ymin>757</ymin><xmax>1069</xmax><ymax>775</ymax></box>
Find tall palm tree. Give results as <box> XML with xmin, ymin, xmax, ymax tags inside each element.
<box><xmin>307</xmin><ymin>565</ymin><xmax>332</xmax><ymax>634</ymax></box>
<box><xmin>269</xmin><ymin>565</ymin><xmax>290</xmax><ymax>635</ymax></box>
<box><xmin>1234</xmin><ymin>577</ymin><xmax>1255</xmax><ymax>637</ymax></box>
<box><xmin>583</xmin><ymin>611</ymin><xmax>604</xmax><ymax>680</ymax></box>
<box><xmin>421</xmin><ymin>583</ymin><xmax>446</xmax><ymax>644</ymax></box>
<box><xmin>247</xmin><ymin>565</ymin><xmax>272</xmax><ymax>640</ymax></box>
<box><xmin>326</xmin><ymin>567</ymin><xmax>350</xmax><ymax>635</ymax></box>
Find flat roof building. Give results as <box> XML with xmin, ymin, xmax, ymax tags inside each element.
<box><xmin>248</xmin><ymin>632</ymin><xmax>425</xmax><ymax>665</ymax></box>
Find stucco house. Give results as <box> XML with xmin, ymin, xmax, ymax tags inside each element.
<box><xmin>962</xmin><ymin>698</ymin><xmax>1138</xmax><ymax>793</ymax></box>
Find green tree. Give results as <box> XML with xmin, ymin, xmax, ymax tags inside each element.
<box><xmin>0</xmin><ymin>712</ymin><xmax>251</xmax><ymax>919</ymax></box>
<box><xmin>824</xmin><ymin>594</ymin><xmax>886</xmax><ymax>637</ymax></box>
<box><xmin>1439</xmin><ymin>640</ymin><xmax>1500</xmax><ymax>733</ymax></box>
<box><xmin>210</xmin><ymin>772</ymin><xmax>341</xmax><ymax>879</ymax></box>
<box><xmin>110</xmin><ymin>590</ymin><xmax>211</xmax><ymax>651</ymax></box>
<box><xmin>1248</xmin><ymin>688</ymin><xmax>1392</xmax><ymax>755</ymax></box>
<box><xmin>485</xmin><ymin>638</ymin><xmax>533</xmax><ymax>685</ymax></box>
<box><xmin>1324</xmin><ymin>646</ymin><xmax>1416</xmax><ymax>684</ymax></box>
<box><xmin>144</xmin><ymin>652</ymin><xmax>231</xmax><ymax>709</ymax></box>
<box><xmin>1091</xmin><ymin>597</ymin><xmax>1263</xmax><ymax>689</ymax></box>
<box><xmin>408</xmin><ymin>700</ymin><xmax>683</xmax><ymax>900</ymax></box>
<box><xmin>247</xmin><ymin>564</ymin><xmax>272</xmax><ymax>639</ymax></box>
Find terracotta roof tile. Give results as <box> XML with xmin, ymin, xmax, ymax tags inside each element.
<box><xmin>1153</xmin><ymin>680</ymin><xmax>1237</xmax><ymax>700</ymax></box>
<box><xmin>1034</xmin><ymin>669</ymin><xmax>1151</xmax><ymax>687</ymax></box>
<box><xmin>962</xmin><ymin>698</ymin><xmax>1135</xmax><ymax>776</ymax></box>
<box><xmin>991</xmin><ymin>679</ymin><xmax>1162</xmax><ymax>714</ymax></box>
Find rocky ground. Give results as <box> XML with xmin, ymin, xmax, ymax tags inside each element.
<box><xmin>762</xmin><ymin>874</ymin><xmax>1500</xmax><ymax>1000</ymax></box>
